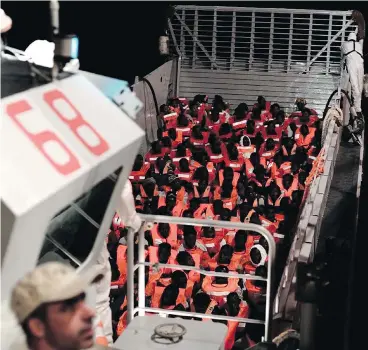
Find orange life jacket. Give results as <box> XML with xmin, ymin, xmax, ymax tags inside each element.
<box><xmin>129</xmin><ymin>162</ymin><xmax>150</xmax><ymax>182</ymax></box>
<box><xmin>224</xmin><ymin>157</ymin><xmax>244</xmax><ymax>172</ymax></box>
<box><xmin>116</xmin><ymin>311</ymin><xmax>127</xmax><ymax>337</ymax></box>
<box><xmin>176</xmin><ymin>123</ymin><xmax>193</xmax><ymax>138</ymax></box>
<box><xmin>219</xmin><ymin>170</ymin><xmax>240</xmax><ymax>188</ymax></box>
<box><xmin>162</xmin><ymin>112</ymin><xmax>178</xmax><ymax>129</ymax></box>
<box><xmin>276</xmin><ymin>177</ymin><xmax>299</xmax><ymax>198</ymax></box>
<box><xmin>162</xmin><ymin>130</ymin><xmax>183</xmax><ymax>148</ymax></box>
<box><xmin>202</xmin><ymin>276</ymin><xmax>240</xmax><ymax>307</ymax></box>
<box><xmin>207</xmin><ymin>147</ymin><xmax>225</xmax><ymax>164</ymax></box>
<box><xmin>224</xmin><ymin>304</ymin><xmax>250</xmax><ymax>350</ymax></box>
<box><xmin>237</xmin><ymin>144</ymin><xmax>256</xmax><ymax>159</ymax></box>
<box><xmin>193</xmin><ymin>185</ymin><xmax>211</xmax><ymax>202</ymax></box>
<box><xmin>295</xmin><ymin>127</ymin><xmax>316</xmax><ymax>148</ymax></box>
<box><xmin>194</xmin><ymin>203</ymin><xmax>215</xmax><ymax>220</ymax></box>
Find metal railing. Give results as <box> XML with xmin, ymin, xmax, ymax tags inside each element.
<box><xmin>169</xmin><ymin>5</ymin><xmax>354</xmax><ymax>74</ymax></box>
<box><xmin>126</xmin><ymin>214</ymin><xmax>276</xmax><ymax>342</ymax></box>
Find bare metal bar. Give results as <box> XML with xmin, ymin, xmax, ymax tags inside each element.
<box><xmin>174</xmin><ymin>5</ymin><xmax>352</xmax><ymax>17</ymax></box>
<box><xmin>212</xmin><ymin>9</ymin><xmax>217</xmax><ymax>69</ymax></box>
<box><xmin>180</xmin><ymin>10</ymin><xmax>186</xmax><ymax>59</ymax></box>
<box><xmin>137</xmin><ymin>224</ymin><xmax>145</xmax><ymax>316</ymax></box>
<box><xmin>326</xmin><ymin>14</ymin><xmax>333</xmax><ymax>75</ymax></box>
<box><xmin>230</xmin><ymin>11</ymin><xmax>236</xmax><ymax>69</ymax></box>
<box><xmin>249</xmin><ymin>11</ymin><xmax>255</xmax><ymax>69</ymax></box>
<box><xmin>45</xmin><ymin>235</ymin><xmax>81</xmax><ymax>266</ymax></box>
<box><xmin>136</xmin><ymin>262</ymin><xmax>267</xmax><ymax>281</ymax></box>
<box><xmin>268</xmin><ymin>12</ymin><xmax>274</xmax><ymax>72</ymax></box>
<box><xmin>287</xmin><ymin>13</ymin><xmax>293</xmax><ymax>72</ymax></box>
<box><xmin>71</xmin><ymin>203</ymin><xmax>100</xmax><ymax>229</ymax></box>
<box><xmin>193</xmin><ymin>9</ymin><xmax>198</xmax><ymax>69</ymax></box>
<box><xmin>168</xmin><ymin>19</ymin><xmax>182</xmax><ymax>56</ymax></box>
<box><xmin>133</xmin><ymin>307</ymin><xmax>265</xmax><ymax>325</ymax></box>
<box><xmin>307</xmin><ymin>14</ymin><xmax>313</xmax><ymax>68</ymax></box>
<box><xmin>126</xmin><ymin>228</ymin><xmax>135</xmax><ymax>323</ymax></box>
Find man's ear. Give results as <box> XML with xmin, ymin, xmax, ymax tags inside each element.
<box><xmin>28</xmin><ymin>317</ymin><xmax>46</xmax><ymax>339</ymax></box>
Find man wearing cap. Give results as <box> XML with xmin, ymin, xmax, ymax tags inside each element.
<box><xmin>11</xmin><ymin>262</ymin><xmax>103</xmax><ymax>350</ymax></box>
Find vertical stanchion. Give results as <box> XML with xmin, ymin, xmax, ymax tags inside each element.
<box><xmin>126</xmin><ymin>227</ymin><xmax>135</xmax><ymax>323</ymax></box>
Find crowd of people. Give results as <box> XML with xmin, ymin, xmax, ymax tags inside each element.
<box><xmin>107</xmin><ymin>94</ymin><xmax>321</xmax><ymax>349</ymax></box>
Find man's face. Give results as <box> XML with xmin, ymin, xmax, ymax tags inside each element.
<box><xmin>42</xmin><ymin>294</ymin><xmax>95</xmax><ymax>350</ymax></box>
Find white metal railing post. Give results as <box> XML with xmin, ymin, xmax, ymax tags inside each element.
<box><xmin>230</xmin><ymin>11</ymin><xmax>236</xmax><ymax>69</ymax></box>
<box><xmin>212</xmin><ymin>9</ymin><xmax>217</xmax><ymax>70</ymax></box>
<box><xmin>326</xmin><ymin>14</ymin><xmax>333</xmax><ymax>75</ymax></box>
<box><xmin>268</xmin><ymin>12</ymin><xmax>274</xmax><ymax>72</ymax></box>
<box><xmin>287</xmin><ymin>13</ymin><xmax>293</xmax><ymax>72</ymax></box>
<box><xmin>193</xmin><ymin>9</ymin><xmax>198</xmax><ymax>69</ymax></box>
<box><xmin>126</xmin><ymin>227</ymin><xmax>135</xmax><ymax>323</ymax></box>
<box><xmin>180</xmin><ymin>10</ymin><xmax>186</xmax><ymax>61</ymax></box>
<box><xmin>307</xmin><ymin>14</ymin><xmax>313</xmax><ymax>69</ymax></box>
<box><xmin>249</xmin><ymin>11</ymin><xmax>255</xmax><ymax>69</ymax></box>
<box><xmin>126</xmin><ymin>214</ymin><xmax>276</xmax><ymax>342</ymax></box>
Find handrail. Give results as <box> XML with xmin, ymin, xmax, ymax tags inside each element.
<box><xmin>126</xmin><ymin>214</ymin><xmax>276</xmax><ymax>342</ymax></box>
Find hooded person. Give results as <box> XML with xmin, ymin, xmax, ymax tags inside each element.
<box><xmin>341</xmin><ymin>15</ymin><xmax>365</xmax><ymax>116</ymax></box>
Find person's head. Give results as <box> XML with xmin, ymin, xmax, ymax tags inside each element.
<box><xmin>296</xmin><ymin>98</ymin><xmax>306</xmax><ymax>112</ymax></box>
<box><xmin>220</xmin><ymin>208</ymin><xmax>232</xmax><ymax>221</ymax></box>
<box><xmin>254</xmin><ymin>164</ymin><xmax>266</xmax><ymax>182</ymax></box>
<box><xmin>254</xmin><ymin>265</ymin><xmax>267</xmax><ymax>288</ymax></box>
<box><xmin>202</xmin><ymin>226</ymin><xmax>216</xmax><ymax>238</ymax></box>
<box><xmin>218</xmin><ymin>245</ymin><xmax>234</xmax><ymax>265</ymax></box>
<box><xmin>193</xmin><ymin>166</ymin><xmax>209</xmax><ymax>183</ymax></box>
<box><xmin>234</xmin><ymin>230</ymin><xmax>248</xmax><ymax>251</ymax></box>
<box><xmin>165</xmin><ymin>192</ymin><xmax>177</xmax><ymax>211</ymax></box>
<box><xmin>151</xmin><ymin>141</ymin><xmax>162</xmax><ymax>154</ymax></box>
<box><xmin>211</xmin><ymin>140</ymin><xmax>222</xmax><ymax>154</ymax></box>
<box><xmin>275</xmin><ymin>110</ymin><xmax>285</xmax><ymax>125</ymax></box>
<box><xmin>192</xmin><ymin>125</ymin><xmax>203</xmax><ymax>139</ymax></box>
<box><xmin>133</xmin><ymin>154</ymin><xmax>144</xmax><ymax>171</ymax></box>
<box><xmin>223</xmin><ymin>167</ymin><xmax>234</xmax><ymax>182</ymax></box>
<box><xmin>158</xmin><ymin>223</ymin><xmax>171</xmax><ymax>239</ymax></box>
<box><xmin>177</xmin><ymin>113</ymin><xmax>189</xmax><ymax>127</ymax></box>
<box><xmin>158</xmin><ymin>243</ymin><xmax>172</xmax><ymax>263</ymax></box>
<box><xmin>183</xmin><ymin>226</ymin><xmax>197</xmax><ymax>249</ymax></box>
<box><xmin>168</xmin><ymin>128</ymin><xmax>177</xmax><ymax>141</ymax></box>
<box><xmin>265</xmin><ymin>138</ymin><xmax>276</xmax><ymax>151</ymax></box>
<box><xmin>282</xmin><ymin>174</ymin><xmax>294</xmax><ymax>191</ymax></box>
<box><xmin>182</xmin><ymin>209</ymin><xmax>194</xmax><ymax>218</ymax></box>
<box><xmin>246</xmin><ymin>119</ymin><xmax>256</xmax><ymax>133</ymax></box>
<box><xmin>298</xmin><ymin>171</ymin><xmax>307</xmax><ymax>185</ymax></box>
<box><xmin>189</xmin><ymin>198</ymin><xmax>201</xmax><ymax>212</ymax></box>
<box><xmin>249</xmin><ymin>152</ymin><xmax>260</xmax><ymax>167</ymax></box>
<box><xmin>176</xmin><ymin>251</ymin><xmax>195</xmax><ymax>267</ymax></box>
<box><xmin>219</xmin><ymin>123</ymin><xmax>231</xmax><ymax>136</ymax></box>
<box><xmin>257</xmin><ymin>96</ymin><xmax>266</xmax><ymax>110</ymax></box>
<box><xmin>161</xmin><ymin>136</ymin><xmax>172</xmax><ymax>149</ymax></box>
<box><xmin>160</xmin><ymin>284</ymin><xmax>180</xmax><ymax>308</ymax></box>
<box><xmin>227</xmin><ymin>143</ymin><xmax>239</xmax><ymax>160</ymax></box>
<box><xmin>12</xmin><ymin>262</ymin><xmax>102</xmax><ymax>350</ymax></box>
<box><xmin>270</xmin><ymin>103</ymin><xmax>280</xmax><ymax>118</ymax></box>
<box><xmin>214</xmin><ymin>265</ymin><xmax>229</xmax><ymax>285</ymax></box>
<box><xmin>176</xmin><ymin>143</ymin><xmax>186</xmax><ymax>157</ymax></box>
<box><xmin>193</xmin><ymin>292</ymin><xmax>211</xmax><ymax>314</ymax></box>
<box><xmin>211</xmin><ymin>108</ymin><xmax>220</xmax><ymax>123</ymax></box>
<box><xmin>274</xmin><ymin>152</ymin><xmax>283</xmax><ymax>167</ymax></box>
<box><xmin>227</xmin><ymin>292</ymin><xmax>241</xmax><ymax>316</ymax></box>
<box><xmin>300</xmin><ymin>124</ymin><xmax>309</xmax><ymax>137</ymax></box>
<box><xmin>171</xmin><ymin>270</ymin><xmax>188</xmax><ymax>289</ymax></box>
<box><xmin>259</xmin><ymin>236</ymin><xmax>269</xmax><ymax>253</ymax></box>
<box><xmin>266</xmin><ymin>121</ymin><xmax>276</xmax><ymax>135</ymax></box>
<box><xmin>234</xmin><ymin>103</ymin><xmax>248</xmax><ymax>120</ymax></box>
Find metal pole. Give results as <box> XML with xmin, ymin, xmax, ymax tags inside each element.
<box><xmin>299</xmin><ymin>303</ymin><xmax>317</xmax><ymax>350</ymax></box>
<box><xmin>126</xmin><ymin>228</ymin><xmax>135</xmax><ymax>323</ymax></box>
<box><xmin>137</xmin><ymin>225</ymin><xmax>146</xmax><ymax>316</ymax></box>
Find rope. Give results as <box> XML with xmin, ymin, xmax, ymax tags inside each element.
<box><xmin>272</xmin><ymin>329</ymin><xmax>300</xmax><ymax>347</ymax></box>
<box><xmin>321</xmin><ymin>107</ymin><xmax>343</xmax><ymax>146</ymax></box>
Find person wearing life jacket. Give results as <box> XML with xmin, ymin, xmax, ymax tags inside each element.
<box><xmin>171</xmin><ymin>143</ymin><xmax>191</xmax><ymax>167</ymax></box>
<box><xmin>218</xmin><ymin>166</ymin><xmax>240</xmax><ymax>188</ymax></box>
<box><xmin>223</xmin><ymin>292</ymin><xmax>250</xmax><ymax>350</ymax></box>
<box><xmin>248</xmin><ymin>165</ymin><xmax>267</xmax><ymax>196</ymax></box>
<box><xmin>244</xmin><ymin>241</ymin><xmax>268</xmax><ymax>275</ymax></box>
<box><xmin>246</xmin><ymin>265</ymin><xmax>267</xmax><ymax>303</ymax></box>
<box><xmin>151</xmin><ymin>222</ymin><xmax>178</xmax><ymax>248</ymax></box>
<box><xmin>129</xmin><ymin>154</ymin><xmax>150</xmax><ymax>183</ymax></box>
<box><xmin>174</xmin><ymin>156</ymin><xmax>192</xmax><ymax>181</ymax></box>
<box><xmin>232</xmin><ymin>103</ymin><xmax>249</xmax><ymax>135</ymax></box>
<box><xmin>255</xmin><ymin>96</ymin><xmax>272</xmax><ymax>118</ymax></box>
<box><xmin>237</xmin><ymin>135</ymin><xmax>256</xmax><ymax>161</ymax></box>
<box><xmin>200</xmin><ymin>226</ymin><xmax>226</xmax><ymax>257</ymax></box>
<box><xmin>190</xmin><ymin>124</ymin><xmax>209</xmax><ymax>147</ymax></box>
<box><xmin>224</xmin><ymin>143</ymin><xmax>245</xmax><ymax>173</ymax></box>
<box><xmin>163</xmin><ymin>128</ymin><xmax>183</xmax><ymax>149</ymax></box>
<box><xmin>171</xmin><ymin>270</ymin><xmax>196</xmax><ymax>301</ymax></box>
<box><xmin>214</xmin><ymin>181</ymin><xmax>238</xmax><ymax>212</ymax></box>
<box><xmin>250</xmin><ymin>106</ymin><xmax>265</xmax><ymax>128</ymax></box>
<box><xmin>261</xmin><ymin>120</ymin><xmax>282</xmax><ymax>143</ymax></box>
<box><xmin>206</xmin><ymin>139</ymin><xmax>226</xmax><ymax>165</ymax></box>
<box><xmin>291</xmin><ymin>97</ymin><xmax>318</xmax><ymax>118</ymax></box>
<box><xmin>207</xmin><ymin>108</ymin><xmax>223</xmax><ymax>134</ymax></box>
<box><xmin>276</xmin><ymin>173</ymin><xmax>298</xmax><ymax>198</ymax></box>
<box><xmin>294</xmin><ymin>108</ymin><xmax>319</xmax><ymax>128</ymax></box>
<box><xmin>267</xmin><ymin>185</ymin><xmax>283</xmax><ymax>207</ymax></box>
<box><xmin>192</xmin><ymin>179</ymin><xmax>212</xmax><ymax>204</ymax></box>
<box><xmin>295</xmin><ymin>124</ymin><xmax>316</xmax><ymax>149</ymax></box>
<box><xmin>191</xmin><ymin>292</ymin><xmax>218</xmax><ymax>321</ymax></box>
<box><xmin>259</xmin><ymin>207</ymin><xmax>279</xmax><ymax>233</ymax></box>
<box><xmin>281</xmin><ymin>137</ymin><xmax>297</xmax><ymax>160</ymax></box>
<box><xmin>218</xmin><ymin>123</ymin><xmax>234</xmax><ymax>143</ymax></box>
<box><xmin>228</xmin><ymin>230</ymin><xmax>249</xmax><ymax>271</ymax></box>
<box><xmin>160</xmin><ymin>136</ymin><xmax>173</xmax><ymax>155</ymax></box>
<box><xmin>242</xmin><ymin>119</ymin><xmax>258</xmax><ymax>139</ymax></box>
<box><xmin>176</xmin><ymin>113</ymin><xmax>193</xmax><ymax>138</ymax></box>
<box><xmin>202</xmin><ymin>265</ymin><xmax>241</xmax><ymax>307</ymax></box>
<box><xmin>178</xmin><ymin>225</ymin><xmax>210</xmax><ymax>268</ymax></box>
<box><xmin>259</xmin><ymin>138</ymin><xmax>278</xmax><ymax>167</ymax></box>
<box><xmin>175</xmin><ymin>250</ymin><xmax>201</xmax><ymax>284</ymax></box>
<box><xmin>145</xmin><ymin>141</ymin><xmax>166</xmax><ymax>164</ymax></box>
<box><xmin>208</xmin><ymin>244</ymin><xmax>234</xmax><ymax>270</ymax></box>
<box><xmin>157</xmin><ymin>284</ymin><xmax>187</xmax><ymax>311</ymax></box>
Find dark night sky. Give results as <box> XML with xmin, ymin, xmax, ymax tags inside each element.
<box><xmin>2</xmin><ymin>1</ymin><xmax>367</xmax><ymax>83</ymax></box>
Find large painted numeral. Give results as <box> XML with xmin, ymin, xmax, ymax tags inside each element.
<box><xmin>6</xmin><ymin>100</ymin><xmax>81</xmax><ymax>175</ymax></box>
<box><xmin>43</xmin><ymin>89</ymin><xmax>109</xmax><ymax>156</ymax></box>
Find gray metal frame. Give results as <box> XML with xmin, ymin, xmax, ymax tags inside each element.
<box><xmin>126</xmin><ymin>214</ymin><xmax>276</xmax><ymax>342</ymax></box>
